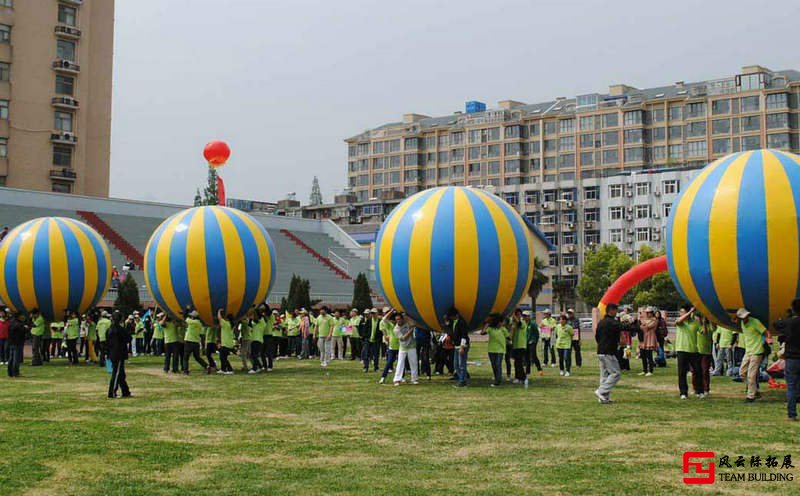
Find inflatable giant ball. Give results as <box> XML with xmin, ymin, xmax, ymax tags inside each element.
<box><xmin>0</xmin><ymin>217</ymin><xmax>111</xmax><ymax>321</ymax></box>
<box><xmin>375</xmin><ymin>186</ymin><xmax>535</xmax><ymax>331</ymax></box>
<box><xmin>144</xmin><ymin>206</ymin><xmax>277</xmax><ymax>325</ymax></box>
<box><xmin>667</xmin><ymin>149</ymin><xmax>800</xmax><ymax>327</ymax></box>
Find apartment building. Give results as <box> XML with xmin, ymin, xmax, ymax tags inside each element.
<box><xmin>344</xmin><ymin>65</ymin><xmax>800</xmax><ymax>290</ymax></box>
<box><xmin>0</xmin><ymin>0</ymin><xmax>114</xmax><ymax>196</ymax></box>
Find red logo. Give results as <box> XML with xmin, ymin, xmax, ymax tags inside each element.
<box><xmin>683</xmin><ymin>452</ymin><xmax>715</xmax><ymax>484</ymax></box>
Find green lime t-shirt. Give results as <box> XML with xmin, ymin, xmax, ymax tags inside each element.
<box><xmin>349</xmin><ymin>316</ymin><xmax>362</xmax><ymax>338</ymax></box>
<box><xmin>316</xmin><ymin>315</ymin><xmax>335</xmax><ymax>337</ymax></box>
<box><xmin>65</xmin><ymin>318</ymin><xmax>79</xmax><ymax>339</ymax></box>
<box><xmin>220</xmin><ymin>318</ymin><xmax>235</xmax><ymax>349</ymax></box>
<box><xmin>716</xmin><ymin>325</ymin><xmax>734</xmax><ymax>348</ymax></box>
<box><xmin>206</xmin><ymin>326</ymin><xmax>218</xmax><ymax>343</ymax></box>
<box><xmin>250</xmin><ymin>318</ymin><xmax>266</xmax><ymax>343</ymax></box>
<box><xmin>185</xmin><ymin>318</ymin><xmax>203</xmax><ymax>343</ymax></box>
<box><xmin>540</xmin><ymin>317</ymin><xmax>557</xmax><ymax>338</ymax></box>
<box><xmin>486</xmin><ymin>326</ymin><xmax>509</xmax><ymax>354</ymax></box>
<box><xmin>332</xmin><ymin>317</ymin><xmax>346</xmax><ymax>337</ymax></box>
<box><xmin>675</xmin><ymin>318</ymin><xmax>699</xmax><ymax>353</ymax></box>
<box><xmin>740</xmin><ymin>318</ymin><xmax>766</xmax><ymax>356</ymax></box>
<box><xmin>555</xmin><ymin>324</ymin><xmax>573</xmax><ymax>349</ymax></box>
<box><xmin>381</xmin><ymin>320</ymin><xmax>399</xmax><ymax>350</ymax></box>
<box><xmin>163</xmin><ymin>321</ymin><xmax>178</xmax><ymax>344</ymax></box>
<box><xmin>286</xmin><ymin>316</ymin><xmax>300</xmax><ymax>336</ymax></box>
<box><xmin>696</xmin><ymin>325</ymin><xmax>713</xmax><ymax>355</ymax></box>
<box><xmin>95</xmin><ymin>318</ymin><xmax>111</xmax><ymax>342</ymax></box>
<box><xmin>269</xmin><ymin>315</ymin><xmax>282</xmax><ymax>337</ymax></box>
<box><xmin>511</xmin><ymin>321</ymin><xmax>527</xmax><ymax>349</ymax></box>
<box><xmin>30</xmin><ymin>316</ymin><xmax>45</xmax><ymax>337</ymax></box>
<box><xmin>87</xmin><ymin>322</ymin><xmax>97</xmax><ymax>341</ymax></box>
<box><xmin>134</xmin><ymin>320</ymin><xmax>144</xmax><ymax>338</ymax></box>
<box><xmin>369</xmin><ymin>318</ymin><xmax>379</xmax><ymax>342</ymax></box>
<box><xmin>51</xmin><ymin>323</ymin><xmax>63</xmax><ymax>340</ymax></box>
<box><xmin>239</xmin><ymin>321</ymin><xmax>251</xmax><ymax>341</ymax></box>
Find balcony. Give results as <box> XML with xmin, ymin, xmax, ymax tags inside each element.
<box><xmin>54</xmin><ymin>25</ymin><xmax>82</xmax><ymax>40</ymax></box>
<box><xmin>60</xmin><ymin>0</ymin><xmax>83</xmax><ymax>5</ymax></box>
<box><xmin>51</xmin><ymin>96</ymin><xmax>79</xmax><ymax>110</ymax></box>
<box><xmin>52</xmin><ymin>59</ymin><xmax>80</xmax><ymax>74</ymax></box>
<box><xmin>51</xmin><ymin>131</ymin><xmax>77</xmax><ymax>145</ymax></box>
<box><xmin>50</xmin><ymin>168</ymin><xmax>77</xmax><ymax>181</ymax></box>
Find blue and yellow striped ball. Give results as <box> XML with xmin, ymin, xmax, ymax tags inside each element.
<box><xmin>0</xmin><ymin>217</ymin><xmax>111</xmax><ymax>321</ymax></box>
<box><xmin>667</xmin><ymin>149</ymin><xmax>800</xmax><ymax>327</ymax></box>
<box><xmin>375</xmin><ymin>186</ymin><xmax>535</xmax><ymax>331</ymax></box>
<box><xmin>144</xmin><ymin>206</ymin><xmax>277</xmax><ymax>325</ymax></box>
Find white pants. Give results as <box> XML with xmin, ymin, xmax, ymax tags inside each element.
<box><xmin>332</xmin><ymin>336</ymin><xmax>343</xmax><ymax>359</ymax></box>
<box><xmin>318</xmin><ymin>338</ymin><xmax>331</xmax><ymax>365</ymax></box>
<box><xmin>394</xmin><ymin>348</ymin><xmax>418</xmax><ymax>383</ymax></box>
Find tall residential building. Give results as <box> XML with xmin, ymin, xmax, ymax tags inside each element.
<box><xmin>0</xmin><ymin>0</ymin><xmax>114</xmax><ymax>197</ymax></box>
<box><xmin>344</xmin><ymin>65</ymin><xmax>800</xmax><ymax>295</ymax></box>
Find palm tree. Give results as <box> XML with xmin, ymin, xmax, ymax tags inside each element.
<box><xmin>528</xmin><ymin>257</ymin><xmax>549</xmax><ymax>302</ymax></box>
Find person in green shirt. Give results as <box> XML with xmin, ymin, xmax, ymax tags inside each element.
<box><xmin>509</xmin><ymin>309</ymin><xmax>529</xmax><ymax>384</ymax></box>
<box><xmin>132</xmin><ymin>312</ymin><xmax>145</xmax><ymax>357</ymax></box>
<box><xmin>160</xmin><ymin>313</ymin><xmax>179</xmax><ymax>373</ymax></box>
<box><xmin>152</xmin><ymin>315</ymin><xmax>164</xmax><ymax>356</ymax></box>
<box><xmin>540</xmin><ymin>309</ymin><xmax>557</xmax><ymax>367</ymax></box>
<box><xmin>712</xmin><ymin>324</ymin><xmax>735</xmax><ymax>376</ymax></box>
<box><xmin>736</xmin><ymin>307</ymin><xmax>767</xmax><ymax>402</ymax></box>
<box><xmin>330</xmin><ymin>310</ymin><xmax>345</xmax><ymax>360</ymax></box>
<box><xmin>481</xmin><ymin>313</ymin><xmax>510</xmax><ymax>386</ymax></box>
<box><xmin>315</xmin><ymin>308</ymin><xmax>335</xmax><ymax>367</ymax></box>
<box><xmin>238</xmin><ymin>315</ymin><xmax>251</xmax><ymax>372</ymax></box>
<box><xmin>695</xmin><ymin>314</ymin><xmax>714</xmax><ymax>395</ymax></box>
<box><xmin>50</xmin><ymin>321</ymin><xmax>64</xmax><ymax>358</ymax></box>
<box><xmin>63</xmin><ymin>311</ymin><xmax>80</xmax><ymax>365</ymax></box>
<box><xmin>523</xmin><ymin>311</ymin><xmax>542</xmax><ymax>376</ymax></box>
<box><xmin>249</xmin><ymin>309</ymin><xmax>266</xmax><ymax>374</ymax></box>
<box><xmin>368</xmin><ymin>308</ymin><xmax>382</xmax><ymax>371</ymax></box>
<box><xmin>675</xmin><ymin>304</ymin><xmax>703</xmax><ymax>399</ymax></box>
<box><xmin>204</xmin><ymin>322</ymin><xmax>219</xmax><ymax>372</ymax></box>
<box><xmin>95</xmin><ymin>311</ymin><xmax>111</xmax><ymax>366</ymax></box>
<box><xmin>555</xmin><ymin>314</ymin><xmax>574</xmax><ymax>377</ymax></box>
<box><xmin>348</xmin><ymin>309</ymin><xmax>362</xmax><ymax>361</ymax></box>
<box><xmin>84</xmin><ymin>314</ymin><xmax>98</xmax><ymax>363</ymax></box>
<box><xmin>183</xmin><ymin>311</ymin><xmax>210</xmax><ymax>374</ymax></box>
<box><xmin>29</xmin><ymin>309</ymin><xmax>45</xmax><ymax>366</ymax></box>
<box><xmin>217</xmin><ymin>309</ymin><xmax>236</xmax><ymax>374</ymax></box>
<box><xmin>286</xmin><ymin>310</ymin><xmax>301</xmax><ymax>357</ymax></box>
<box><xmin>267</xmin><ymin>309</ymin><xmax>282</xmax><ymax>369</ymax></box>
<box><xmin>379</xmin><ymin>309</ymin><xmax>399</xmax><ymax>384</ymax></box>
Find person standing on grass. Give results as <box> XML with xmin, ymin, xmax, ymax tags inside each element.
<box><xmin>0</xmin><ymin>308</ymin><xmax>9</xmax><ymax>365</ymax></box>
<box><xmin>249</xmin><ymin>309</ymin><xmax>265</xmax><ymax>374</ymax></box>
<box><xmin>736</xmin><ymin>307</ymin><xmax>767</xmax><ymax>403</ymax></box>
<box><xmin>315</xmin><ymin>307</ymin><xmax>335</xmax><ymax>367</ymax></box>
<box><xmin>481</xmin><ymin>313</ymin><xmax>509</xmax><ymax>387</ymax></box>
<box><xmin>540</xmin><ymin>309</ymin><xmax>557</xmax><ymax>367</ymax></box>
<box><xmin>183</xmin><ymin>311</ymin><xmax>210</xmax><ymax>375</ymax></box>
<box><xmin>133</xmin><ymin>312</ymin><xmax>145</xmax><ymax>357</ymax></box>
<box><xmin>286</xmin><ymin>309</ymin><xmax>301</xmax><ymax>357</ymax></box>
<box><xmin>774</xmin><ymin>298</ymin><xmax>800</xmax><ymax>421</ymax></box>
<box><xmin>696</xmin><ymin>313</ymin><xmax>714</xmax><ymax>397</ymax></box>
<box><xmin>161</xmin><ymin>314</ymin><xmax>179</xmax><ymax>374</ymax></box>
<box><xmin>151</xmin><ymin>314</ymin><xmax>164</xmax><ymax>357</ymax></box>
<box><xmin>299</xmin><ymin>309</ymin><xmax>311</xmax><ymax>359</ymax></box>
<box><xmin>41</xmin><ymin>317</ymin><xmax>52</xmax><ymax>363</ymax></box>
<box><xmin>711</xmin><ymin>324</ymin><xmax>735</xmax><ymax>376</ymax></box>
<box><xmin>369</xmin><ymin>308</ymin><xmax>382</xmax><ymax>371</ymax></box>
<box><xmin>359</xmin><ymin>309</ymin><xmax>371</xmax><ymax>372</ymax></box>
<box><xmin>415</xmin><ymin>324</ymin><xmax>432</xmax><ymax>380</ymax></box>
<box><xmin>238</xmin><ymin>315</ymin><xmax>251</xmax><ymax>371</ymax></box>
<box><xmin>567</xmin><ymin>309</ymin><xmax>582</xmax><ymax>368</ymax></box>
<box><xmin>523</xmin><ymin>310</ymin><xmax>543</xmax><ymax>376</ymax></box>
<box><xmin>446</xmin><ymin>307</ymin><xmax>471</xmax><ymax>388</ymax></box>
<box><xmin>63</xmin><ymin>310</ymin><xmax>80</xmax><ymax>365</ymax></box>
<box><xmin>217</xmin><ymin>309</ymin><xmax>236</xmax><ymax>375</ymax></box>
<box><xmin>675</xmin><ymin>305</ymin><xmax>703</xmax><ymax>400</ymax></box>
<box><xmin>96</xmin><ymin>311</ymin><xmax>111</xmax><ymax>367</ymax></box>
<box><xmin>204</xmin><ymin>321</ymin><xmax>219</xmax><ymax>372</ymax></box>
<box><xmin>595</xmin><ymin>303</ymin><xmax>623</xmax><ymax>404</ymax></box>
<box><xmin>6</xmin><ymin>310</ymin><xmax>27</xmax><ymax>378</ymax></box>
<box><xmin>655</xmin><ymin>311</ymin><xmax>668</xmax><ymax>368</ymax></box>
<box><xmin>50</xmin><ymin>320</ymin><xmax>63</xmax><ymax>358</ymax></box>
<box><xmin>510</xmin><ymin>309</ymin><xmax>528</xmax><ymax>385</ymax></box>
<box><xmin>29</xmin><ymin>308</ymin><xmax>45</xmax><ymax>366</ymax></box>
<box><xmin>392</xmin><ymin>312</ymin><xmax>418</xmax><ymax>386</ymax></box>
<box><xmin>106</xmin><ymin>312</ymin><xmax>132</xmax><ymax>398</ymax></box>
<box><xmin>349</xmin><ymin>309</ymin><xmax>362</xmax><ymax>361</ymax></box>
<box><xmin>638</xmin><ymin>307</ymin><xmax>658</xmax><ymax>376</ymax></box>
<box><xmin>379</xmin><ymin>308</ymin><xmax>398</xmax><ymax>384</ymax></box>
<box><xmin>555</xmin><ymin>314</ymin><xmax>573</xmax><ymax>377</ymax></box>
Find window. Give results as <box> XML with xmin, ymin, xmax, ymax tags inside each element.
<box><xmin>404</xmin><ymin>138</ymin><xmax>418</xmax><ymax>150</ymax></box>
<box><xmin>487</xmin><ymin>127</ymin><xmax>500</xmax><ymax>141</ymax></box>
<box><xmin>504</xmin><ymin>192</ymin><xmax>519</xmax><ymax>205</ymax></box>
<box><xmin>766</xmin><ymin>93</ymin><xmax>788</xmax><ymax>110</ymax></box>
<box><xmin>635</xmin><ymin>205</ymin><xmax>651</xmax><ymax>219</ymax></box>
<box><xmin>584</xmin><ymin>209</ymin><xmax>599</xmax><ymax>222</ymax></box>
<box><xmin>603</xmin><ymin>113</ymin><xmax>618</xmax><ymax>128</ymax></box>
<box><xmin>584</xmin><ymin>186</ymin><xmax>598</xmax><ymax>200</ymax></box>
<box><xmin>742</xmin><ymin>135</ymin><xmax>761</xmax><ymax>150</ymax></box>
<box><xmin>741</xmin><ymin>115</ymin><xmax>760</xmax><ymax>132</ymax></box>
<box><xmin>686</xmin><ymin>140</ymin><xmax>707</xmax><ymax>158</ymax></box>
<box><xmin>623</xmin><ymin>111</ymin><xmax>642</xmax><ymax>126</ymax></box>
<box><xmin>389</xmin><ymin>155</ymin><xmax>401</xmax><ymax>168</ymax></box>
<box><xmin>451</xmin><ymin>165</ymin><xmax>464</xmax><ymax>176</ymax></box>
<box><xmin>504</xmin><ymin>125</ymin><xmax>522</xmax><ymax>139</ymax></box>
<box><xmin>651</xmin><ymin>127</ymin><xmax>665</xmax><ymax>142</ymax></box>
<box><xmin>579</xmin><ymin>116</ymin><xmax>594</xmax><ymax>131</ymax></box>
<box><xmin>424</xmin><ymin>169</ymin><xmax>435</xmax><ymax>182</ymax></box>
<box><xmin>562</xmin><ymin>232</ymin><xmax>577</xmax><ymax>245</ymax></box>
<box><xmin>668</xmin><ymin>144</ymin><xmax>683</xmax><ymax>159</ymax></box>
<box><xmin>580</xmin><ymin>133</ymin><xmax>594</xmax><ymax>148</ymax></box>
<box><xmin>624</xmin><ymin>147</ymin><xmax>643</xmax><ymax>162</ymax></box>
<box><xmin>437</xmin><ymin>135</ymin><xmax>449</xmax><ymax>147</ymax></box>
<box><xmin>549</xmin><ymin>253</ymin><xmax>560</xmax><ymax>266</ymax></box>
<box><xmin>543</xmin><ymin>190</ymin><xmax>557</xmax><ymax>202</ymax></box>
<box><xmin>651</xmin><ymin>108</ymin><xmax>665</xmax><ymax>122</ymax></box>
<box><xmin>741</xmin><ymin>96</ymin><xmax>759</xmax><ymax>113</ymax></box>
<box><xmin>609</xmin><ymin>229</ymin><xmax>623</xmax><ymax>243</ymax></box>
<box><xmin>0</xmin><ymin>136</ymin><xmax>6</xmax><ymax>157</ymax></box>
<box><xmin>468</xmin><ymin>146</ymin><xmax>481</xmax><ymax>160</ymax></box>
<box><xmin>543</xmin><ymin>139</ymin><xmax>556</xmax><ymax>152</ymax></box>
<box><xmin>372</xmin><ymin>141</ymin><xmax>385</xmax><ymax>154</ymax></box>
<box><xmin>504</xmin><ymin>142</ymin><xmax>521</xmax><ymax>156</ymax></box>
<box><xmin>602</xmin><ymin>149</ymin><xmax>618</xmax><ymax>165</ymax></box>
<box><xmin>624</xmin><ymin>129</ymin><xmax>643</xmax><ymax>144</ymax></box>
<box><xmin>58</xmin><ymin>5</ymin><xmax>77</xmax><ymax>26</ymax></box>
<box><xmin>52</xmin><ymin>181</ymin><xmax>72</xmax><ymax>194</ymax></box>
<box><xmin>543</xmin><ymin>121</ymin><xmax>557</xmax><ymax>135</ymax></box>
<box><xmin>449</xmin><ymin>132</ymin><xmax>463</xmax><ymax>145</ymax></box>
<box><xmin>662</xmin><ymin>180</ymin><xmax>680</xmax><ymax>195</ymax></box>
<box><xmin>652</xmin><ymin>146</ymin><xmax>666</xmax><ymax>161</ymax></box>
<box><xmin>636</xmin><ymin>228</ymin><xmax>650</xmax><ymax>242</ymax></box>
<box><xmin>685</xmin><ymin>102</ymin><xmax>706</xmax><ymax>119</ymax></box>
<box><xmin>57</xmin><ymin>40</ymin><xmax>76</xmax><ymax>61</ymax></box>
<box><xmin>559</xmin><ymin>119</ymin><xmax>575</xmax><ymax>134</ymax></box>
<box><xmin>558</xmin><ymin>135</ymin><xmax>575</xmax><ymax>151</ymax></box>
<box><xmin>54</xmin><ymin>111</ymin><xmax>73</xmax><ymax>132</ymax></box>
<box><xmin>424</xmin><ymin>135</ymin><xmax>436</xmax><ymax>149</ymax></box>
<box><xmin>609</xmin><ymin>184</ymin><xmax>623</xmax><ymax>198</ymax></box>
<box><xmin>669</xmin><ymin>106</ymin><xmax>682</xmax><ymax>121</ymax></box>
<box><xmin>767</xmin><ymin>133</ymin><xmax>790</xmax><ymax>149</ymax></box>
<box><xmin>0</xmin><ymin>24</ymin><xmax>9</xmax><ymax>42</ymax></box>
<box><xmin>528</xmin><ymin>122</ymin><xmax>540</xmax><ymax>136</ymax></box>
<box><xmin>388</xmin><ymin>171</ymin><xmax>401</xmax><ymax>183</ymax></box>
<box><xmin>529</xmin><ymin>140</ymin><xmax>540</xmax><ymax>154</ymax></box>
<box><xmin>404</xmin><ymin>153</ymin><xmax>418</xmax><ymax>166</ymax></box>
<box><xmin>712</xmin><ymin>138</ymin><xmax>730</xmax><ymax>155</ymax></box>
<box><xmin>766</xmin><ymin>113</ymin><xmax>788</xmax><ymax>129</ymax></box>
<box><xmin>558</xmin><ymin>154</ymin><xmax>574</xmax><ymax>168</ymax></box>
<box><xmin>685</xmin><ymin>122</ymin><xmax>706</xmax><ymax>137</ymax></box>
<box><xmin>712</xmin><ymin>119</ymin><xmax>730</xmax><ymax>135</ymax></box>
<box><xmin>712</xmin><ymin>99</ymin><xmax>730</xmax><ymax>115</ymax></box>
<box><xmin>635</xmin><ymin>182</ymin><xmax>650</xmax><ymax>196</ymax></box>
<box><xmin>580</xmin><ymin>151</ymin><xmax>593</xmax><ymax>166</ymax></box>
<box><xmin>0</xmin><ymin>99</ymin><xmax>7</xmax><ymax>119</ymax></box>
<box><xmin>524</xmin><ymin>190</ymin><xmax>539</xmax><ymax>204</ymax></box>
<box><xmin>438</xmin><ymin>166</ymin><xmax>450</xmax><ymax>179</ymax></box>
<box><xmin>563</xmin><ymin>253</ymin><xmax>578</xmax><ymax>266</ymax></box>
<box><xmin>0</xmin><ymin>62</ymin><xmax>9</xmax><ymax>81</ymax></box>
<box><xmin>487</xmin><ymin>161</ymin><xmax>500</xmax><ymax>175</ymax></box>
<box><xmin>602</xmin><ymin>131</ymin><xmax>618</xmax><ymax>146</ymax></box>
<box><xmin>450</xmin><ymin>148</ymin><xmax>464</xmax><ymax>162</ymax></box>
<box><xmin>609</xmin><ymin>206</ymin><xmax>624</xmax><ymax>220</ymax></box>
<box><xmin>404</xmin><ymin>169</ymin><xmax>421</xmax><ymax>182</ymax></box>
<box><xmin>585</xmin><ymin>231</ymin><xmax>600</xmax><ymax>245</ymax></box>
<box><xmin>388</xmin><ymin>139</ymin><xmax>401</xmax><ymax>152</ymax></box>
<box><xmin>372</xmin><ymin>172</ymin><xmax>384</xmax><ymax>185</ymax></box>
<box><xmin>668</xmin><ymin>125</ymin><xmax>682</xmax><ymax>140</ymax></box>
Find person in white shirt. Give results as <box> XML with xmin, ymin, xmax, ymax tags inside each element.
<box><xmin>392</xmin><ymin>312</ymin><xmax>419</xmax><ymax>386</ymax></box>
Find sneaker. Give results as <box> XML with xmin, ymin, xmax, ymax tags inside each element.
<box><xmin>788</xmin><ymin>417</ymin><xmax>798</xmax><ymax>422</ymax></box>
<box><xmin>490</xmin><ymin>383</ymin><xmax>497</xmax><ymax>387</ymax></box>
<box><xmin>564</xmin><ymin>372</ymin><xmax>571</xmax><ymax>377</ymax></box>
<box><xmin>225</xmin><ymin>371</ymin><xmax>234</xmax><ymax>375</ymax></box>
<box><xmin>216</xmin><ymin>370</ymin><xmax>225</xmax><ymax>374</ymax></box>
<box><xmin>267</xmin><ymin>368</ymin><xmax>273</xmax><ymax>371</ymax></box>
<box><xmin>379</xmin><ymin>377</ymin><xmax>385</xmax><ymax>384</ymax></box>
<box><xmin>559</xmin><ymin>370</ymin><xmax>565</xmax><ymax>376</ymax></box>
<box><xmin>452</xmin><ymin>383</ymin><xmax>466</xmax><ymax>388</ymax></box>
<box><xmin>637</xmin><ymin>372</ymin><xmax>645</xmax><ymax>376</ymax></box>
<box><xmin>745</xmin><ymin>397</ymin><xmax>755</xmax><ymax>403</ymax></box>
<box><xmin>645</xmin><ymin>372</ymin><xmax>653</xmax><ymax>377</ymax></box>
<box><xmin>698</xmin><ymin>393</ymin><xmax>706</xmax><ymax>399</ymax></box>
<box><xmin>393</xmin><ymin>382</ymin><xmax>401</xmax><ymax>387</ymax></box>
<box><xmin>412</xmin><ymin>381</ymin><xmax>419</xmax><ymax>385</ymax></box>
<box><xmin>594</xmin><ymin>389</ymin><xmax>606</xmax><ymax>403</ymax></box>
<box><xmin>680</xmin><ymin>395</ymin><xmax>687</xmax><ymax>400</ymax></box>
<box><xmin>248</xmin><ymin>370</ymin><xmax>257</xmax><ymax>374</ymax></box>
<box><xmin>512</xmin><ymin>379</ymin><xmax>520</xmax><ymax>384</ymax></box>
<box><xmin>550</xmin><ymin>363</ymin><xmax>556</xmax><ymax>368</ymax></box>
<box><xmin>363</xmin><ymin>368</ymin><xmax>368</xmax><ymax>373</ymax></box>
<box><xmin>427</xmin><ymin>376</ymin><xmax>432</xmax><ymax>380</ymax></box>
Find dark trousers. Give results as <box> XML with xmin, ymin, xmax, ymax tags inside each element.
<box><xmin>153</xmin><ymin>338</ymin><xmax>164</xmax><ymax>356</ymax></box>
<box><xmin>263</xmin><ymin>336</ymin><xmax>274</xmax><ymax>369</ymax></box>
<box><xmin>526</xmin><ymin>342</ymin><xmax>541</xmax><ymax>373</ymax></box>
<box><xmin>288</xmin><ymin>335</ymin><xmax>301</xmax><ymax>356</ymax></box>
<box><xmin>677</xmin><ymin>351</ymin><xmax>702</xmax><ymax>395</ymax></box>
<box><xmin>513</xmin><ymin>348</ymin><xmax>527</xmax><ymax>381</ymax></box>
<box><xmin>50</xmin><ymin>339</ymin><xmax>61</xmax><ymax>358</ymax></box>
<box><xmin>163</xmin><ymin>342</ymin><xmax>179</xmax><ymax>372</ymax></box>
<box><xmin>205</xmin><ymin>343</ymin><xmax>218</xmax><ymax>370</ymax></box>
<box><xmin>557</xmin><ymin>347</ymin><xmax>571</xmax><ymax>373</ymax></box>
<box><xmin>96</xmin><ymin>341</ymin><xmax>105</xmax><ymax>366</ymax></box>
<box><xmin>79</xmin><ymin>337</ymin><xmax>86</xmax><ymax>355</ymax></box>
<box><xmin>381</xmin><ymin>349</ymin><xmax>398</xmax><ymax>379</ymax></box>
<box><xmin>66</xmin><ymin>338</ymin><xmax>79</xmax><ymax>364</ymax></box>
<box><xmin>350</xmin><ymin>337</ymin><xmax>361</xmax><ymax>360</ymax></box>
<box><xmin>488</xmin><ymin>352</ymin><xmax>503</xmax><ymax>385</ymax></box>
<box><xmin>31</xmin><ymin>335</ymin><xmax>43</xmax><ymax>365</ymax></box>
<box><xmin>616</xmin><ymin>347</ymin><xmax>630</xmax><ymax>370</ymax></box>
<box><xmin>250</xmin><ymin>341</ymin><xmax>264</xmax><ymax>371</ymax></box>
<box><xmin>7</xmin><ymin>344</ymin><xmax>22</xmax><ymax>377</ymax></box>
<box><xmin>182</xmin><ymin>342</ymin><xmax>208</xmax><ymax>372</ymax></box>
<box><xmin>417</xmin><ymin>340</ymin><xmax>431</xmax><ymax>377</ymax></box>
<box><xmin>785</xmin><ymin>358</ymin><xmax>800</xmax><ymax>419</ymax></box>
<box><xmin>341</xmin><ymin>336</ymin><xmax>348</xmax><ymax>358</ymax></box>
<box><xmin>370</xmin><ymin>340</ymin><xmax>381</xmax><ymax>370</ymax></box>
<box><xmin>434</xmin><ymin>345</ymin><xmax>454</xmax><ymax>375</ymax></box>
<box><xmin>699</xmin><ymin>354</ymin><xmax>712</xmax><ymax>393</ymax></box>
<box><xmin>542</xmin><ymin>338</ymin><xmax>555</xmax><ymax>364</ymax></box>
<box><xmin>220</xmin><ymin>347</ymin><xmax>233</xmax><ymax>372</ymax></box>
<box><xmin>108</xmin><ymin>360</ymin><xmax>130</xmax><ymax>398</ymax></box>
<box><xmin>0</xmin><ymin>338</ymin><xmax>6</xmax><ymax>362</ymax></box>
<box><xmin>42</xmin><ymin>338</ymin><xmax>51</xmax><ymax>362</ymax></box>
<box><xmin>572</xmin><ymin>340</ymin><xmax>582</xmax><ymax>367</ymax></box>
<box><xmin>361</xmin><ymin>340</ymin><xmax>372</xmax><ymax>370</ymax></box>
<box><xmin>505</xmin><ymin>343</ymin><xmax>513</xmax><ymax>377</ymax></box>
<box><xmin>641</xmin><ymin>349</ymin><xmax>655</xmax><ymax>373</ymax></box>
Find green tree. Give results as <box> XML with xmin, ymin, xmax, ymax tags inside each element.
<box><xmin>284</xmin><ymin>275</ymin><xmax>317</xmax><ymax>311</ymax></box>
<box><xmin>351</xmin><ymin>273</ymin><xmax>373</xmax><ymax>311</ymax></box>
<box><xmin>551</xmin><ymin>278</ymin><xmax>576</xmax><ymax>312</ymax></box>
<box><xmin>114</xmin><ymin>273</ymin><xmax>141</xmax><ymax>317</ymax></box>
<box><xmin>576</xmin><ymin>244</ymin><xmax>634</xmax><ymax>307</ymax></box>
<box><xmin>195</xmin><ymin>166</ymin><xmax>219</xmax><ymax>206</ymax></box>
<box><xmin>528</xmin><ymin>257</ymin><xmax>550</xmax><ymax>302</ymax></box>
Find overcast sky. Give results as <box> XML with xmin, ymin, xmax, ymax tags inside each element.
<box><xmin>110</xmin><ymin>0</ymin><xmax>800</xmax><ymax>206</ymax></box>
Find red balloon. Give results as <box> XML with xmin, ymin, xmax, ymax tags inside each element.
<box><xmin>598</xmin><ymin>255</ymin><xmax>668</xmax><ymax>314</ymax></box>
<box><xmin>203</xmin><ymin>140</ymin><xmax>231</xmax><ymax>167</ymax></box>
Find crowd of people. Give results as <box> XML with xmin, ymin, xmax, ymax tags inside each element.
<box><xmin>1</xmin><ymin>297</ymin><xmax>798</xmax><ymax>420</ymax></box>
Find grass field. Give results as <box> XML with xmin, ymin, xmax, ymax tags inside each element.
<box><xmin>0</xmin><ymin>341</ymin><xmax>796</xmax><ymax>496</ymax></box>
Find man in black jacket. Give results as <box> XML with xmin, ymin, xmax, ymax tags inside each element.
<box><xmin>773</xmin><ymin>298</ymin><xmax>800</xmax><ymax>421</ymax></box>
<box><xmin>106</xmin><ymin>311</ymin><xmax>132</xmax><ymax>398</ymax></box>
<box><xmin>445</xmin><ymin>307</ymin><xmax>470</xmax><ymax>388</ymax></box>
<box><xmin>7</xmin><ymin>311</ymin><xmax>27</xmax><ymax>377</ymax></box>
<box><xmin>595</xmin><ymin>303</ymin><xmax>623</xmax><ymax>404</ymax></box>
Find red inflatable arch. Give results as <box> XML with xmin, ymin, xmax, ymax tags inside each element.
<box><xmin>597</xmin><ymin>255</ymin><xmax>668</xmax><ymax>316</ymax></box>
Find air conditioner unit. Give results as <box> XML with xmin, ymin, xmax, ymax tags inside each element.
<box><xmin>627</xmin><ymin>249</ymin><xmax>634</xmax><ymax>256</ymax></box>
<box><xmin>541</xmin><ymin>202</ymin><xmax>551</xmax><ymax>210</ymax></box>
<box><xmin>653</xmin><ymin>226</ymin><xmax>661</xmax><ymax>233</ymax></box>
<box><xmin>625</xmin><ymin>215</ymin><xmax>633</xmax><ymax>221</ymax></box>
<box><xmin>565</xmin><ymin>265</ymin><xmax>574</xmax><ymax>273</ymax></box>
<box><xmin>653</xmin><ymin>234</ymin><xmax>661</xmax><ymax>241</ymax></box>
<box><xmin>654</xmin><ymin>189</ymin><xmax>661</xmax><ymax>196</ymax></box>
<box><xmin>567</xmin><ymin>244</ymin><xmax>576</xmax><ymax>252</ymax></box>
<box><xmin>626</xmin><ymin>206</ymin><xmax>634</xmax><ymax>212</ymax></box>
<box><xmin>566</xmin><ymin>201</ymin><xmax>574</xmax><ymax>208</ymax></box>
<box><xmin>585</xmin><ymin>221</ymin><xmax>594</xmax><ymax>229</ymax></box>
<box><xmin>626</xmin><ymin>237</ymin><xmax>634</xmax><ymax>244</ymax></box>
<box><xmin>627</xmin><ymin>228</ymin><xmax>634</xmax><ymax>234</ymax></box>
<box><xmin>567</xmin><ymin>223</ymin><xmax>575</xmax><ymax>230</ymax></box>
<box><xmin>625</xmin><ymin>191</ymin><xmax>633</xmax><ymax>197</ymax></box>
<box><xmin>653</xmin><ymin>213</ymin><xmax>661</xmax><ymax>219</ymax></box>
<box><xmin>63</xmin><ymin>132</ymin><xmax>73</xmax><ymax>140</ymax></box>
